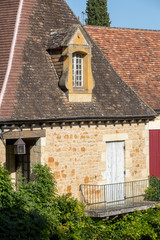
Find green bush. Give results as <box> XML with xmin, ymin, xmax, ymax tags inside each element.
<box><xmin>18</xmin><ymin>163</ymin><xmax>57</xmax><ymax>209</ymax></box>
<box><xmin>0</xmin><ymin>164</ymin><xmax>95</xmax><ymax>240</ymax></box>
<box><xmin>1</xmin><ymin>164</ymin><xmax>160</xmax><ymax>239</ymax></box>
<box><xmin>0</xmin><ymin>207</ymin><xmax>49</xmax><ymax>240</ymax></box>
<box><xmin>145</xmin><ymin>176</ymin><xmax>160</xmax><ymax>201</ymax></box>
<box><xmin>51</xmin><ymin>194</ymin><xmax>96</xmax><ymax>240</ymax></box>
<box><xmin>93</xmin><ymin>210</ymin><xmax>159</xmax><ymax>240</ymax></box>
<box><xmin>0</xmin><ymin>165</ymin><xmax>15</xmax><ymax>207</ymax></box>
<box><xmin>0</xmin><ymin>164</ymin><xmax>52</xmax><ymax>239</ymax></box>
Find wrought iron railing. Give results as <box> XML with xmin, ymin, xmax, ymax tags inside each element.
<box><xmin>80</xmin><ymin>179</ymin><xmax>150</xmax><ymax>211</ymax></box>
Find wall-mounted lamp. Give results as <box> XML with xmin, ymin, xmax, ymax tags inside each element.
<box><xmin>0</xmin><ymin>127</ymin><xmax>26</xmax><ymax>155</ymax></box>
<box><xmin>14</xmin><ymin>138</ymin><xmax>26</xmax><ymax>155</ymax></box>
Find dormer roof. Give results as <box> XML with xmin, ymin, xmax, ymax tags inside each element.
<box><xmin>48</xmin><ymin>24</ymin><xmax>91</xmax><ymax>49</ymax></box>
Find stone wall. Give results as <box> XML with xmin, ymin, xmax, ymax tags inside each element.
<box><xmin>147</xmin><ymin>115</ymin><xmax>160</xmax><ymax>130</ymax></box>
<box><xmin>40</xmin><ymin>122</ymin><xmax>149</xmax><ymax>200</ymax></box>
<box><xmin>30</xmin><ymin>138</ymin><xmax>41</xmax><ymax>168</ymax></box>
<box><xmin>0</xmin><ymin>122</ymin><xmax>149</xmax><ymax>200</ymax></box>
<box><xmin>0</xmin><ymin>138</ymin><xmax>6</xmax><ymax>166</ymax></box>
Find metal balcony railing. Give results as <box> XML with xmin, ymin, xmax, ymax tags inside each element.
<box><xmin>80</xmin><ymin>179</ymin><xmax>150</xmax><ymax>211</ymax></box>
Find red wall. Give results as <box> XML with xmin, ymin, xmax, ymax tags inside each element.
<box><xmin>149</xmin><ymin>130</ymin><xmax>160</xmax><ymax>177</ymax></box>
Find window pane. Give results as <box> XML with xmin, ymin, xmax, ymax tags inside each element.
<box><xmin>72</xmin><ymin>53</ymin><xmax>83</xmax><ymax>87</ymax></box>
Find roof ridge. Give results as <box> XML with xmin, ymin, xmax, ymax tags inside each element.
<box><xmin>85</xmin><ymin>25</ymin><xmax>160</xmax><ymax>32</ymax></box>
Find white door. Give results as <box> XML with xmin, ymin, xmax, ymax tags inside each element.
<box><xmin>106</xmin><ymin>141</ymin><xmax>124</xmax><ymax>203</ymax></box>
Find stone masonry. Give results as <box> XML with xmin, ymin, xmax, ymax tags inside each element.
<box><xmin>40</xmin><ymin>122</ymin><xmax>149</xmax><ymax>200</ymax></box>
<box><xmin>0</xmin><ymin>121</ymin><xmax>149</xmax><ymax>200</ymax></box>
<box><xmin>0</xmin><ymin>138</ymin><xmax>5</xmax><ymax>166</ymax></box>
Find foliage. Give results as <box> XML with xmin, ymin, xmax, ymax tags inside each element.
<box><xmin>0</xmin><ymin>165</ymin><xmax>15</xmax><ymax>207</ymax></box>
<box><xmin>17</xmin><ymin>163</ymin><xmax>57</xmax><ymax>209</ymax></box>
<box><xmin>86</xmin><ymin>0</ymin><xmax>111</xmax><ymax>27</ymax></box>
<box><xmin>92</xmin><ymin>209</ymin><xmax>160</xmax><ymax>240</ymax></box>
<box><xmin>0</xmin><ymin>164</ymin><xmax>95</xmax><ymax>240</ymax></box>
<box><xmin>1</xmin><ymin>164</ymin><xmax>160</xmax><ymax>239</ymax></box>
<box><xmin>0</xmin><ymin>207</ymin><xmax>49</xmax><ymax>240</ymax></box>
<box><xmin>145</xmin><ymin>176</ymin><xmax>160</xmax><ymax>201</ymax></box>
<box><xmin>50</xmin><ymin>194</ymin><xmax>95</xmax><ymax>240</ymax></box>
<box><xmin>0</xmin><ymin>164</ymin><xmax>56</xmax><ymax>239</ymax></box>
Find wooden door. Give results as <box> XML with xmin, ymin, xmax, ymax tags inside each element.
<box><xmin>149</xmin><ymin>130</ymin><xmax>160</xmax><ymax>177</ymax></box>
<box><xmin>106</xmin><ymin>141</ymin><xmax>124</xmax><ymax>203</ymax></box>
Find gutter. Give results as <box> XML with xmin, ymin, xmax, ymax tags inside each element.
<box><xmin>0</xmin><ymin>114</ymin><xmax>156</xmax><ymax>128</ymax></box>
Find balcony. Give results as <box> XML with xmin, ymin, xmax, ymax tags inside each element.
<box><xmin>80</xmin><ymin>179</ymin><xmax>158</xmax><ymax>218</ymax></box>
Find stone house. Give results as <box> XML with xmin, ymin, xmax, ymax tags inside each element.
<box><xmin>0</xmin><ymin>0</ymin><xmax>156</xmax><ymax>201</ymax></box>
<box><xmin>85</xmin><ymin>26</ymin><xmax>160</xmax><ymax>178</ymax></box>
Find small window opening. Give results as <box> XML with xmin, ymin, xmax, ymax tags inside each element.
<box><xmin>72</xmin><ymin>53</ymin><xmax>83</xmax><ymax>87</ymax></box>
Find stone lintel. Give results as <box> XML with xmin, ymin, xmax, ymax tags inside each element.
<box><xmin>3</xmin><ymin>129</ymin><xmax>46</xmax><ymax>139</ymax></box>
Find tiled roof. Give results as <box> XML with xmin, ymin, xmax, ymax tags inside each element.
<box><xmin>0</xmin><ymin>0</ymin><xmax>35</xmax><ymax>119</ymax></box>
<box><xmin>0</xmin><ymin>0</ymin><xmax>19</xmax><ymax>92</ymax></box>
<box><xmin>48</xmin><ymin>30</ymin><xmax>68</xmax><ymax>49</ymax></box>
<box><xmin>0</xmin><ymin>0</ymin><xmax>155</xmax><ymax>121</ymax></box>
<box><xmin>85</xmin><ymin>26</ymin><xmax>160</xmax><ymax>111</ymax></box>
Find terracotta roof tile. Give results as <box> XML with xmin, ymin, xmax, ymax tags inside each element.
<box><xmin>0</xmin><ymin>0</ymin><xmax>35</xmax><ymax>119</ymax></box>
<box><xmin>85</xmin><ymin>26</ymin><xmax>160</xmax><ymax>111</ymax></box>
<box><xmin>0</xmin><ymin>0</ymin><xmax>20</xmax><ymax>92</ymax></box>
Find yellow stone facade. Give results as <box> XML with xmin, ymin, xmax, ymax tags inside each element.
<box><xmin>41</xmin><ymin>122</ymin><xmax>149</xmax><ymax>200</ymax></box>
<box><xmin>0</xmin><ymin>121</ymin><xmax>150</xmax><ymax>200</ymax></box>
<box><xmin>147</xmin><ymin>115</ymin><xmax>160</xmax><ymax>130</ymax></box>
<box><xmin>0</xmin><ymin>139</ymin><xmax>5</xmax><ymax>166</ymax></box>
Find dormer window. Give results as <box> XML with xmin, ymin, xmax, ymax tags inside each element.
<box><xmin>58</xmin><ymin>25</ymin><xmax>95</xmax><ymax>102</ymax></box>
<box><xmin>72</xmin><ymin>53</ymin><xmax>83</xmax><ymax>88</ymax></box>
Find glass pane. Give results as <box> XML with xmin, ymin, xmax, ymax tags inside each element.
<box><xmin>18</xmin><ymin>145</ymin><xmax>25</xmax><ymax>154</ymax></box>
<box><xmin>24</xmin><ymin>171</ymin><xmax>28</xmax><ymax>179</ymax></box>
<box><xmin>24</xmin><ymin>163</ymin><xmax>28</xmax><ymax>171</ymax></box>
<box><xmin>72</xmin><ymin>53</ymin><xmax>83</xmax><ymax>87</ymax></box>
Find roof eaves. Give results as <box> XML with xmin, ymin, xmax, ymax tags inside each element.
<box><xmin>0</xmin><ymin>114</ymin><xmax>157</xmax><ymax>127</ymax></box>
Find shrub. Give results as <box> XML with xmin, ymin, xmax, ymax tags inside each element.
<box><xmin>50</xmin><ymin>194</ymin><xmax>96</xmax><ymax>240</ymax></box>
<box><xmin>93</xmin><ymin>210</ymin><xmax>158</xmax><ymax>240</ymax></box>
<box><xmin>0</xmin><ymin>164</ymin><xmax>95</xmax><ymax>240</ymax></box>
<box><xmin>18</xmin><ymin>163</ymin><xmax>57</xmax><ymax>209</ymax></box>
<box><xmin>145</xmin><ymin>176</ymin><xmax>160</xmax><ymax>201</ymax></box>
<box><xmin>1</xmin><ymin>164</ymin><xmax>160</xmax><ymax>240</ymax></box>
<box><xmin>0</xmin><ymin>164</ymin><xmax>51</xmax><ymax>239</ymax></box>
<box><xmin>0</xmin><ymin>207</ymin><xmax>49</xmax><ymax>240</ymax></box>
<box><xmin>0</xmin><ymin>165</ymin><xmax>15</xmax><ymax>207</ymax></box>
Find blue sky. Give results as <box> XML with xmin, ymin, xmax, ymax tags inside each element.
<box><xmin>65</xmin><ymin>0</ymin><xmax>160</xmax><ymax>30</ymax></box>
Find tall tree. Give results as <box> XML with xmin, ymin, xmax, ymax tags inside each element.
<box><xmin>86</xmin><ymin>0</ymin><xmax>111</xmax><ymax>27</ymax></box>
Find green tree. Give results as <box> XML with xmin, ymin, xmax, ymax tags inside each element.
<box><xmin>86</xmin><ymin>0</ymin><xmax>111</xmax><ymax>27</ymax></box>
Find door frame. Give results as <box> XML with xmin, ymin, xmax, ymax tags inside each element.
<box><xmin>106</xmin><ymin>141</ymin><xmax>125</xmax><ymax>203</ymax></box>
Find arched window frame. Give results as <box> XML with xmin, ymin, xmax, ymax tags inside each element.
<box><xmin>72</xmin><ymin>52</ymin><xmax>83</xmax><ymax>88</ymax></box>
